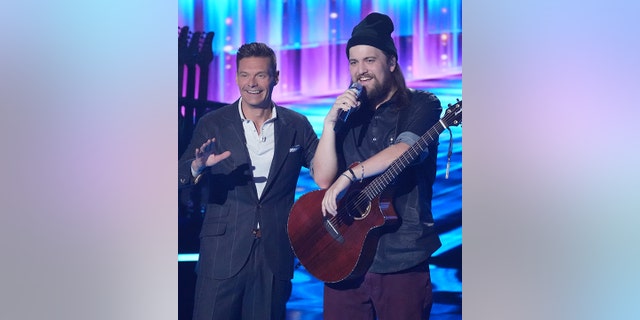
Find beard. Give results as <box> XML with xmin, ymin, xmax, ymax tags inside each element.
<box><xmin>363</xmin><ymin>77</ymin><xmax>394</xmax><ymax>107</ymax></box>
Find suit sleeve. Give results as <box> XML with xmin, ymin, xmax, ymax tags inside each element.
<box><xmin>178</xmin><ymin>114</ymin><xmax>213</xmax><ymax>188</ymax></box>
<box><xmin>300</xmin><ymin>115</ymin><xmax>320</xmax><ymax>169</ymax></box>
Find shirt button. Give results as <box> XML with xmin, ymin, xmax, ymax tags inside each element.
<box><xmin>372</xmin><ymin>137</ymin><xmax>377</xmax><ymax>142</ymax></box>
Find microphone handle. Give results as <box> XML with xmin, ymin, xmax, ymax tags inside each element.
<box><xmin>334</xmin><ymin>83</ymin><xmax>362</xmax><ymax>132</ymax></box>
<box><xmin>334</xmin><ymin>109</ymin><xmax>352</xmax><ymax>132</ymax></box>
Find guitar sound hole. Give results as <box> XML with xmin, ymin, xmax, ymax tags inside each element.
<box><xmin>352</xmin><ymin>202</ymin><xmax>371</xmax><ymax>220</ymax></box>
<box><xmin>343</xmin><ymin>192</ymin><xmax>371</xmax><ymax>221</ymax></box>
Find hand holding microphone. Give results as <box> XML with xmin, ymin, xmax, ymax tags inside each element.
<box><xmin>334</xmin><ymin>82</ymin><xmax>363</xmax><ymax>132</ymax></box>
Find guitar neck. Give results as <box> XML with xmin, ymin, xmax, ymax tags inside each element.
<box><xmin>361</xmin><ymin>120</ymin><xmax>448</xmax><ymax>201</ymax></box>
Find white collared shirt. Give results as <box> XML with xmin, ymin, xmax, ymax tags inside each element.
<box><xmin>238</xmin><ymin>98</ymin><xmax>277</xmax><ymax>199</ymax></box>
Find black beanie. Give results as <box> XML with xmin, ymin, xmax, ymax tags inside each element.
<box><xmin>346</xmin><ymin>12</ymin><xmax>397</xmax><ymax>59</ymax></box>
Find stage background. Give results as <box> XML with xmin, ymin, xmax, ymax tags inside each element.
<box><xmin>5</xmin><ymin>1</ymin><xmax>639</xmax><ymax>319</ymax></box>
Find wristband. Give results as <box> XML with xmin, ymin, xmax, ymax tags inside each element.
<box><xmin>340</xmin><ymin>173</ymin><xmax>354</xmax><ymax>182</ymax></box>
<box><xmin>347</xmin><ymin>168</ymin><xmax>357</xmax><ymax>181</ymax></box>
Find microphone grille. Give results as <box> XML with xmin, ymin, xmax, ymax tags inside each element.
<box><xmin>349</xmin><ymin>82</ymin><xmax>363</xmax><ymax>98</ymax></box>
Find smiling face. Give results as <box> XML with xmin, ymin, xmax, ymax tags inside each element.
<box><xmin>348</xmin><ymin>44</ymin><xmax>397</xmax><ymax>106</ymax></box>
<box><xmin>236</xmin><ymin>56</ymin><xmax>279</xmax><ymax>110</ymax></box>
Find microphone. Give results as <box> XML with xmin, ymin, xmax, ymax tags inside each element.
<box><xmin>334</xmin><ymin>82</ymin><xmax>363</xmax><ymax>132</ymax></box>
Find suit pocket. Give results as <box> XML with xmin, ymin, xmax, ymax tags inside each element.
<box><xmin>200</xmin><ymin>222</ymin><xmax>227</xmax><ymax>238</ymax></box>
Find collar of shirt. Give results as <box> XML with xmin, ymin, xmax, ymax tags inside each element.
<box><xmin>237</xmin><ymin>97</ymin><xmax>277</xmax><ymax>200</ymax></box>
<box><xmin>237</xmin><ymin>97</ymin><xmax>278</xmax><ymax>122</ymax></box>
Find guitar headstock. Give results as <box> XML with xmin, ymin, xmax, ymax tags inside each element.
<box><xmin>178</xmin><ymin>26</ymin><xmax>190</xmax><ymax>64</ymax></box>
<box><xmin>443</xmin><ymin>99</ymin><xmax>462</xmax><ymax>128</ymax></box>
<box><xmin>186</xmin><ymin>31</ymin><xmax>202</xmax><ymax>66</ymax></box>
<box><xmin>197</xmin><ymin>31</ymin><xmax>215</xmax><ymax>66</ymax></box>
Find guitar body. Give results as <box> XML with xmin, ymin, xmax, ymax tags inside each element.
<box><xmin>287</xmin><ymin>178</ymin><xmax>398</xmax><ymax>283</ymax></box>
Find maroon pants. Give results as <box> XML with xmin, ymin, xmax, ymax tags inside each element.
<box><xmin>323</xmin><ymin>261</ymin><xmax>433</xmax><ymax>320</ymax></box>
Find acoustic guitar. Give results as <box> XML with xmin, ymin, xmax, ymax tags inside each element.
<box><xmin>287</xmin><ymin>100</ymin><xmax>462</xmax><ymax>283</ymax></box>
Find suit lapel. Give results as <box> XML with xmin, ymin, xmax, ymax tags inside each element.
<box><xmin>261</xmin><ymin>109</ymin><xmax>295</xmax><ymax>197</ymax></box>
<box><xmin>221</xmin><ymin>101</ymin><xmax>260</xmax><ymax>202</ymax></box>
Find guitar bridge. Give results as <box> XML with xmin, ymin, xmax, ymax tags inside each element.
<box><xmin>323</xmin><ymin>217</ymin><xmax>344</xmax><ymax>244</ymax></box>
